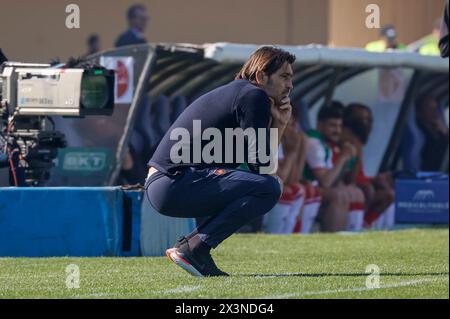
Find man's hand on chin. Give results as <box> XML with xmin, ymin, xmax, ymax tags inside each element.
<box><xmin>270</xmin><ymin>96</ymin><xmax>292</xmax><ymax>128</ymax></box>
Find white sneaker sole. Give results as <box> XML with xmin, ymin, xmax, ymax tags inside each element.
<box><xmin>166</xmin><ymin>248</ymin><xmax>204</xmax><ymax>277</ymax></box>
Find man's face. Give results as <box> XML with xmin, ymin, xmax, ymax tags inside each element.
<box><xmin>383</xmin><ymin>37</ymin><xmax>397</xmax><ymax>49</ymax></box>
<box><xmin>432</xmin><ymin>28</ymin><xmax>440</xmax><ymax>41</ymax></box>
<box><xmin>346</xmin><ymin>107</ymin><xmax>373</xmax><ymax>144</ymax></box>
<box><xmin>259</xmin><ymin>62</ymin><xmax>294</xmax><ymax>105</ymax></box>
<box><xmin>131</xmin><ymin>8</ymin><xmax>149</xmax><ymax>32</ymax></box>
<box><xmin>318</xmin><ymin>118</ymin><xmax>342</xmax><ymax>144</ymax></box>
<box><xmin>354</xmin><ymin>108</ymin><xmax>373</xmax><ymax>134</ymax></box>
<box><xmin>90</xmin><ymin>40</ymin><xmax>100</xmax><ymax>53</ymax></box>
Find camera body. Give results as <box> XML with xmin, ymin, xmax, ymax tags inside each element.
<box><xmin>0</xmin><ymin>61</ymin><xmax>115</xmax><ymax>186</ymax></box>
<box><xmin>1</xmin><ymin>62</ymin><xmax>114</xmax><ymax>117</ymax></box>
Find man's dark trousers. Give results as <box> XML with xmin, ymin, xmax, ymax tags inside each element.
<box><xmin>145</xmin><ymin>166</ymin><xmax>281</xmax><ymax>248</ymax></box>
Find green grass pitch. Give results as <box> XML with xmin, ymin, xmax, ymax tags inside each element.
<box><xmin>0</xmin><ymin>228</ymin><xmax>448</xmax><ymax>299</ymax></box>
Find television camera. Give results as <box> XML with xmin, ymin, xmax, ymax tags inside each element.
<box><xmin>0</xmin><ymin>58</ymin><xmax>115</xmax><ymax>186</ymax></box>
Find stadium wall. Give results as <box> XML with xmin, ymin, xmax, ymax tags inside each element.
<box><xmin>0</xmin><ymin>0</ymin><xmax>444</xmax><ymax>63</ymax></box>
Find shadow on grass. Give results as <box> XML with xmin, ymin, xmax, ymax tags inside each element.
<box><xmin>241</xmin><ymin>272</ymin><xmax>449</xmax><ymax>278</ymax></box>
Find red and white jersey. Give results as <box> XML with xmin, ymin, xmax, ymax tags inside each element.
<box><xmin>305</xmin><ymin>136</ymin><xmax>333</xmax><ymax>171</ymax></box>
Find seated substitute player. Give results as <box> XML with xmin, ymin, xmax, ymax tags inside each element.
<box><xmin>302</xmin><ymin>104</ymin><xmax>364</xmax><ymax>232</ymax></box>
<box><xmin>341</xmin><ymin>103</ymin><xmax>396</xmax><ymax>230</ymax></box>
<box><xmin>145</xmin><ymin>46</ymin><xmax>295</xmax><ymax>277</ymax></box>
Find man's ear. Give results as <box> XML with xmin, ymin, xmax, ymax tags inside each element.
<box><xmin>255</xmin><ymin>70</ymin><xmax>267</xmax><ymax>86</ymax></box>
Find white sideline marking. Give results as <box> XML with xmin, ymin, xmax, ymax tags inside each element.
<box><xmin>254</xmin><ymin>273</ymin><xmax>299</xmax><ymax>279</ymax></box>
<box><xmin>161</xmin><ymin>285</ymin><xmax>201</xmax><ymax>294</ymax></box>
<box><xmin>260</xmin><ymin>278</ymin><xmax>443</xmax><ymax>299</ymax></box>
<box><xmin>74</xmin><ymin>285</ymin><xmax>202</xmax><ymax>298</ymax></box>
<box><xmin>78</xmin><ymin>292</ymin><xmax>117</xmax><ymax>298</ymax></box>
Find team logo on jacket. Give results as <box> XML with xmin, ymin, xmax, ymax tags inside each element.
<box><xmin>213</xmin><ymin>169</ymin><xmax>226</xmax><ymax>175</ymax></box>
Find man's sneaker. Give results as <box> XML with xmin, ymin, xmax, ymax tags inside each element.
<box><xmin>166</xmin><ymin>236</ymin><xmax>188</xmax><ymax>256</ymax></box>
<box><xmin>166</xmin><ymin>231</ymin><xmax>200</xmax><ymax>256</ymax></box>
<box><xmin>166</xmin><ymin>239</ymin><xmax>228</xmax><ymax>277</ymax></box>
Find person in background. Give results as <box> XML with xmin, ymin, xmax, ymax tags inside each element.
<box><xmin>264</xmin><ymin>105</ymin><xmax>307</xmax><ymax>234</ymax></box>
<box><xmin>341</xmin><ymin>103</ymin><xmax>396</xmax><ymax>230</ymax></box>
<box><xmin>366</xmin><ymin>25</ymin><xmax>406</xmax><ymax>52</ymax></box>
<box><xmin>83</xmin><ymin>34</ymin><xmax>101</xmax><ymax>58</ymax></box>
<box><xmin>415</xmin><ymin>95</ymin><xmax>449</xmax><ymax>171</ymax></box>
<box><xmin>115</xmin><ymin>4</ymin><xmax>151</xmax><ymax>184</ymax></box>
<box><xmin>115</xmin><ymin>4</ymin><xmax>150</xmax><ymax>47</ymax></box>
<box><xmin>418</xmin><ymin>19</ymin><xmax>442</xmax><ymax>56</ymax></box>
<box><xmin>303</xmin><ymin>104</ymin><xmax>362</xmax><ymax>232</ymax></box>
<box><xmin>325</xmin><ymin>104</ymin><xmax>366</xmax><ymax>232</ymax></box>
<box><xmin>439</xmin><ymin>0</ymin><xmax>449</xmax><ymax>58</ymax></box>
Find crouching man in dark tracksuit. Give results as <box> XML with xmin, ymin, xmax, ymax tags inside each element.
<box><xmin>145</xmin><ymin>46</ymin><xmax>295</xmax><ymax>276</ymax></box>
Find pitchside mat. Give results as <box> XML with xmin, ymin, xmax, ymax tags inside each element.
<box><xmin>0</xmin><ymin>228</ymin><xmax>448</xmax><ymax>299</ymax></box>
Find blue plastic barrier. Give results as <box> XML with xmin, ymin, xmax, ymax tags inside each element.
<box><xmin>0</xmin><ymin>187</ymin><xmax>195</xmax><ymax>257</ymax></box>
<box><xmin>0</xmin><ymin>187</ymin><xmax>141</xmax><ymax>257</ymax></box>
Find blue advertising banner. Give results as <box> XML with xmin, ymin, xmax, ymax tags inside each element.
<box><xmin>395</xmin><ymin>173</ymin><xmax>449</xmax><ymax>224</ymax></box>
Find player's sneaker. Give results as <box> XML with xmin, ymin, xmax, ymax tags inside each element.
<box><xmin>166</xmin><ymin>238</ymin><xmax>228</xmax><ymax>277</ymax></box>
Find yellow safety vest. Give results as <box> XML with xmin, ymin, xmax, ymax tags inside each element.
<box><xmin>366</xmin><ymin>40</ymin><xmax>406</xmax><ymax>52</ymax></box>
<box><xmin>419</xmin><ymin>42</ymin><xmax>440</xmax><ymax>56</ymax></box>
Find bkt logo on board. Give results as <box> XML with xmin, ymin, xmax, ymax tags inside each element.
<box><xmin>63</xmin><ymin>152</ymin><xmax>106</xmax><ymax>171</ymax></box>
